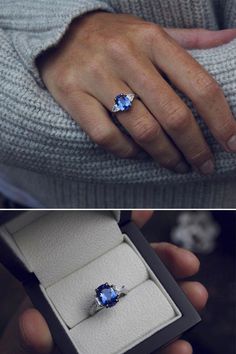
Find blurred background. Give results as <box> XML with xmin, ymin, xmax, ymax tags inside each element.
<box><xmin>0</xmin><ymin>210</ymin><xmax>235</xmax><ymax>354</ymax></box>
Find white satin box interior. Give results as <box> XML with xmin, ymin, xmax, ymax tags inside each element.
<box><xmin>0</xmin><ymin>211</ymin><xmax>201</xmax><ymax>354</ymax></box>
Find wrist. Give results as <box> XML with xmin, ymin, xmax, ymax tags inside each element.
<box><xmin>36</xmin><ymin>10</ymin><xmax>112</xmax><ymax>78</ymax></box>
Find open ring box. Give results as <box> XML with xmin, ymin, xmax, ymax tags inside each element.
<box><xmin>0</xmin><ymin>211</ymin><xmax>201</xmax><ymax>354</ymax></box>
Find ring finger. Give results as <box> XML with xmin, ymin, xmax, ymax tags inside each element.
<box><xmin>88</xmin><ymin>74</ymin><xmax>190</xmax><ymax>173</ymax></box>
<box><xmin>54</xmin><ymin>89</ymin><xmax>139</xmax><ymax>158</ymax></box>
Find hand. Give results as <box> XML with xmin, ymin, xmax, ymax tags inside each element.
<box><xmin>37</xmin><ymin>11</ymin><xmax>236</xmax><ymax>175</ymax></box>
<box><xmin>0</xmin><ymin>211</ymin><xmax>208</xmax><ymax>354</ymax></box>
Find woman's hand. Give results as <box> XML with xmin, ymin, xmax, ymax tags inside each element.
<box><xmin>0</xmin><ymin>211</ymin><xmax>207</xmax><ymax>354</ymax></box>
<box><xmin>38</xmin><ymin>11</ymin><xmax>236</xmax><ymax>175</ymax></box>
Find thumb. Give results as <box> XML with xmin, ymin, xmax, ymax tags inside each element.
<box><xmin>0</xmin><ymin>298</ymin><xmax>55</xmax><ymax>354</ymax></box>
<box><xmin>164</xmin><ymin>28</ymin><xmax>236</xmax><ymax>49</ymax></box>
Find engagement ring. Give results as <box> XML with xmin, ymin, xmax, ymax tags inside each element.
<box><xmin>89</xmin><ymin>282</ymin><xmax>128</xmax><ymax>315</ymax></box>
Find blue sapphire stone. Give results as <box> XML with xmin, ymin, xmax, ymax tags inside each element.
<box><xmin>115</xmin><ymin>94</ymin><xmax>132</xmax><ymax>111</ymax></box>
<box><xmin>96</xmin><ymin>283</ymin><xmax>118</xmax><ymax>308</ymax></box>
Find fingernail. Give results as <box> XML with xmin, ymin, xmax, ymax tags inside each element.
<box><xmin>227</xmin><ymin>135</ymin><xmax>236</xmax><ymax>152</ymax></box>
<box><xmin>199</xmin><ymin>159</ymin><xmax>215</xmax><ymax>175</ymax></box>
<box><xmin>174</xmin><ymin>161</ymin><xmax>190</xmax><ymax>174</ymax></box>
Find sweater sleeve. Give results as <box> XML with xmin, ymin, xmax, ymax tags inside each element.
<box><xmin>0</xmin><ymin>4</ymin><xmax>235</xmax><ymax>185</ymax></box>
<box><xmin>224</xmin><ymin>0</ymin><xmax>236</xmax><ymax>29</ymax></box>
<box><xmin>0</xmin><ymin>0</ymin><xmax>115</xmax><ymax>85</ymax></box>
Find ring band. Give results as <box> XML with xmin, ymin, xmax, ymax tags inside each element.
<box><xmin>111</xmin><ymin>93</ymin><xmax>137</xmax><ymax>113</ymax></box>
<box><xmin>89</xmin><ymin>282</ymin><xmax>128</xmax><ymax>316</ymax></box>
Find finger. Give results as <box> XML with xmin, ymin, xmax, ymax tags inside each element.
<box><xmin>88</xmin><ymin>73</ymin><xmax>190</xmax><ymax>173</ymax></box>
<box><xmin>57</xmin><ymin>90</ymin><xmax>138</xmax><ymax>158</ymax></box>
<box><xmin>151</xmin><ymin>28</ymin><xmax>236</xmax><ymax>154</ymax></box>
<box><xmin>151</xmin><ymin>242</ymin><xmax>200</xmax><ymax>278</ymax></box>
<box><xmin>0</xmin><ymin>298</ymin><xmax>54</xmax><ymax>354</ymax></box>
<box><xmin>116</xmin><ymin>99</ymin><xmax>190</xmax><ymax>172</ymax></box>
<box><xmin>180</xmin><ymin>281</ymin><xmax>209</xmax><ymax>311</ymax></box>
<box><xmin>164</xmin><ymin>28</ymin><xmax>236</xmax><ymax>49</ymax></box>
<box><xmin>19</xmin><ymin>309</ymin><xmax>54</xmax><ymax>354</ymax></box>
<box><xmin>120</xmin><ymin>54</ymin><xmax>214</xmax><ymax>174</ymax></box>
<box><xmin>158</xmin><ymin>339</ymin><xmax>193</xmax><ymax>354</ymax></box>
<box><xmin>132</xmin><ymin>210</ymin><xmax>154</xmax><ymax>228</ymax></box>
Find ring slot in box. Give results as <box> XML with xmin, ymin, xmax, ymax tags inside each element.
<box><xmin>46</xmin><ymin>242</ymin><xmax>149</xmax><ymax>327</ymax></box>
<box><xmin>0</xmin><ymin>211</ymin><xmax>201</xmax><ymax>354</ymax></box>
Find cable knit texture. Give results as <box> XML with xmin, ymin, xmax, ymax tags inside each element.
<box><xmin>0</xmin><ymin>0</ymin><xmax>235</xmax><ymax>207</ymax></box>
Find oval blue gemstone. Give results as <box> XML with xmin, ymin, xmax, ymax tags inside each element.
<box><xmin>115</xmin><ymin>94</ymin><xmax>132</xmax><ymax>111</ymax></box>
<box><xmin>96</xmin><ymin>283</ymin><xmax>118</xmax><ymax>308</ymax></box>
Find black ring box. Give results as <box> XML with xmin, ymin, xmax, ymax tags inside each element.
<box><xmin>0</xmin><ymin>211</ymin><xmax>201</xmax><ymax>354</ymax></box>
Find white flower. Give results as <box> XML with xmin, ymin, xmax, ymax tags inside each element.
<box><xmin>171</xmin><ymin>212</ymin><xmax>220</xmax><ymax>254</ymax></box>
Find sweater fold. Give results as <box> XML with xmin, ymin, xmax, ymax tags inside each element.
<box><xmin>0</xmin><ymin>0</ymin><xmax>114</xmax><ymax>84</ymax></box>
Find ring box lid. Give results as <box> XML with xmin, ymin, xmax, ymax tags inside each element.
<box><xmin>0</xmin><ymin>211</ymin><xmax>121</xmax><ymax>284</ymax></box>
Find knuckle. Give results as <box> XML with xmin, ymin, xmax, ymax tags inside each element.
<box><xmin>151</xmin><ymin>23</ymin><xmax>165</xmax><ymax>39</ymax></box>
<box><xmin>194</xmin><ymin>72</ymin><xmax>221</xmax><ymax>100</ymax></box>
<box><xmin>118</xmin><ymin>146</ymin><xmax>136</xmax><ymax>158</ymax></box>
<box><xmin>142</xmin><ymin>23</ymin><xmax>165</xmax><ymax>47</ymax></box>
<box><xmin>213</xmin><ymin>120</ymin><xmax>235</xmax><ymax>141</ymax></box>
<box><xmin>90</xmin><ymin>128</ymin><xmax>117</xmax><ymax>148</ymax></box>
<box><xmin>139</xmin><ymin>75</ymin><xmax>159</xmax><ymax>92</ymax></box>
<box><xmin>144</xmin><ymin>23</ymin><xmax>162</xmax><ymax>38</ymax></box>
<box><xmin>56</xmin><ymin>69</ymin><xmax>77</xmax><ymax>94</ymax></box>
<box><xmin>154</xmin><ymin>146</ymin><xmax>182</xmax><ymax>169</ymax></box>
<box><xmin>188</xmin><ymin>149</ymin><xmax>211</xmax><ymax>165</ymax></box>
<box><xmin>86</xmin><ymin>58</ymin><xmax>105</xmax><ymax>81</ymax></box>
<box><xmin>165</xmin><ymin>106</ymin><xmax>190</xmax><ymax>132</ymax></box>
<box><xmin>106</xmin><ymin>36</ymin><xmax>131</xmax><ymax>59</ymax></box>
<box><xmin>133</xmin><ymin>118</ymin><xmax>160</xmax><ymax>143</ymax></box>
<box><xmin>162</xmin><ymin>157</ymin><xmax>181</xmax><ymax>169</ymax></box>
<box><xmin>191</xmin><ymin>29</ymin><xmax>206</xmax><ymax>48</ymax></box>
<box><xmin>137</xmin><ymin>75</ymin><xmax>150</xmax><ymax>91</ymax></box>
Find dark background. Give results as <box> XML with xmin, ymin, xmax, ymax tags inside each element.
<box><xmin>0</xmin><ymin>211</ymin><xmax>235</xmax><ymax>354</ymax></box>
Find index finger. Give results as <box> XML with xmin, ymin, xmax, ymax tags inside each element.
<box><xmin>151</xmin><ymin>242</ymin><xmax>200</xmax><ymax>278</ymax></box>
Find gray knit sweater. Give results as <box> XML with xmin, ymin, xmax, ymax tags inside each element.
<box><xmin>0</xmin><ymin>0</ymin><xmax>236</xmax><ymax>208</ymax></box>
